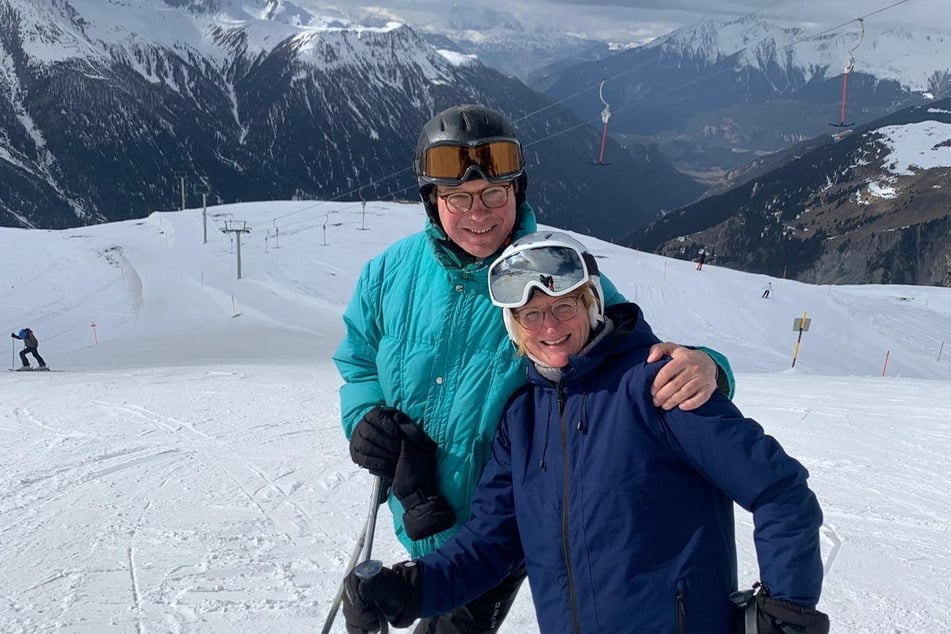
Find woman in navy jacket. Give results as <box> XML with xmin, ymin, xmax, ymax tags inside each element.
<box><xmin>343</xmin><ymin>232</ymin><xmax>828</xmax><ymax>634</ymax></box>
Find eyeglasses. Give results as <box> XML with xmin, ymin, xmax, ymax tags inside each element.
<box><xmin>512</xmin><ymin>296</ymin><xmax>584</xmax><ymax>330</ymax></box>
<box><xmin>488</xmin><ymin>242</ymin><xmax>590</xmax><ymax>308</ymax></box>
<box><xmin>418</xmin><ymin>139</ymin><xmax>524</xmax><ymax>186</ymax></box>
<box><xmin>437</xmin><ymin>184</ymin><xmax>512</xmax><ymax>214</ymax></box>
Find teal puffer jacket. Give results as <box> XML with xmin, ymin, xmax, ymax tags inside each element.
<box><xmin>333</xmin><ymin>203</ymin><xmax>623</xmax><ymax>558</ymax></box>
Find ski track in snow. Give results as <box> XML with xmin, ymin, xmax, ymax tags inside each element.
<box><xmin>0</xmin><ymin>368</ymin><xmax>949</xmax><ymax>632</ymax></box>
<box><xmin>3</xmin><ymin>203</ymin><xmax>951</xmax><ymax>631</ymax></box>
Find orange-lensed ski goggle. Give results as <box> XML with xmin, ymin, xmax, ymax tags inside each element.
<box><xmin>418</xmin><ymin>139</ymin><xmax>524</xmax><ymax>185</ymax></box>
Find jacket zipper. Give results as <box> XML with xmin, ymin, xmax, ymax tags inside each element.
<box><xmin>676</xmin><ymin>583</ymin><xmax>687</xmax><ymax>634</ymax></box>
<box><xmin>558</xmin><ymin>386</ymin><xmax>582</xmax><ymax>634</ymax></box>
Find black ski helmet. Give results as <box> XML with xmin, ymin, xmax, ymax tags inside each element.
<box><xmin>414</xmin><ymin>104</ymin><xmax>528</xmax><ymax>224</ymax></box>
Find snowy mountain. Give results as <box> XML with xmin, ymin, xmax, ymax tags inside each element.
<box><xmin>0</xmin><ymin>0</ymin><xmax>699</xmax><ymax>238</ymax></box>
<box><xmin>277</xmin><ymin>2</ymin><xmax>637</xmax><ymax>81</ymax></box>
<box><xmin>2</xmin><ymin>198</ymin><xmax>951</xmax><ymax>632</ymax></box>
<box><xmin>535</xmin><ymin>16</ymin><xmax>951</xmax><ymax>178</ymax></box>
<box><xmin>627</xmin><ymin>98</ymin><xmax>951</xmax><ymax>285</ymax></box>
<box><xmin>417</xmin><ymin>11</ymin><xmax>615</xmax><ymax>83</ymax></box>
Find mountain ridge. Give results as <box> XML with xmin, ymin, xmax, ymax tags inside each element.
<box><xmin>0</xmin><ymin>0</ymin><xmax>699</xmax><ymax>239</ymax></box>
<box><xmin>624</xmin><ymin>98</ymin><xmax>951</xmax><ymax>286</ymax></box>
<box><xmin>534</xmin><ymin>16</ymin><xmax>950</xmax><ymax>177</ymax></box>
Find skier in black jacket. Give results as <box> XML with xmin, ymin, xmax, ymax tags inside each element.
<box><xmin>11</xmin><ymin>328</ymin><xmax>47</xmax><ymax>371</ymax></box>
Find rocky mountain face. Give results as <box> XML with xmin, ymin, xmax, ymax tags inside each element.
<box><xmin>0</xmin><ymin>0</ymin><xmax>699</xmax><ymax>239</ymax></box>
<box><xmin>625</xmin><ymin>98</ymin><xmax>951</xmax><ymax>286</ymax></box>
<box><xmin>534</xmin><ymin>17</ymin><xmax>950</xmax><ymax>183</ymax></box>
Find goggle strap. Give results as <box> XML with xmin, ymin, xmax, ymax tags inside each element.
<box><xmin>582</xmin><ymin>252</ymin><xmax>599</xmax><ymax>276</ymax></box>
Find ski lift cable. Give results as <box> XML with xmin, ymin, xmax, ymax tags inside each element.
<box><xmin>249</xmin><ymin>0</ymin><xmax>859</xmax><ymax>228</ymax></box>
<box><xmin>245</xmin><ymin>164</ymin><xmax>414</xmax><ymax>232</ymax></box>
<box><xmin>248</xmin><ymin>0</ymin><xmax>912</xmax><ymax>230</ymax></box>
<box><xmin>256</xmin><ymin>179</ymin><xmax>422</xmax><ymax>236</ymax></box>
<box><xmin>514</xmin><ymin>0</ymin><xmax>798</xmax><ymax>128</ymax></box>
<box><xmin>248</xmin><ymin>54</ymin><xmax>661</xmax><ymax>229</ymax></box>
<box><xmin>522</xmin><ymin>0</ymin><xmax>913</xmax><ymax>152</ymax></box>
<box><xmin>506</xmin><ymin>0</ymin><xmax>818</xmax><ymax>152</ymax></box>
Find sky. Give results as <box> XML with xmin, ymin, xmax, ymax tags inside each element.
<box><xmin>15</xmin><ymin>0</ymin><xmax>947</xmax><ymax>94</ymax></box>
<box><xmin>2</xmin><ymin>192</ymin><xmax>951</xmax><ymax>632</ymax></box>
<box><xmin>312</xmin><ymin>0</ymin><xmax>951</xmax><ymax>42</ymax></box>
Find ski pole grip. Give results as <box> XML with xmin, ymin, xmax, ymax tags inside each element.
<box><xmin>353</xmin><ymin>559</ymin><xmax>384</xmax><ymax>580</ymax></box>
<box><xmin>353</xmin><ymin>559</ymin><xmax>389</xmax><ymax>632</ymax></box>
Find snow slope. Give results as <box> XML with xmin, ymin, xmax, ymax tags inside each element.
<box><xmin>1</xmin><ymin>200</ymin><xmax>950</xmax><ymax>632</ymax></box>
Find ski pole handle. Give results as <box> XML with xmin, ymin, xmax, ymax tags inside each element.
<box><xmin>353</xmin><ymin>559</ymin><xmax>384</xmax><ymax>580</ymax></box>
<box><xmin>352</xmin><ymin>559</ymin><xmax>389</xmax><ymax>633</ymax></box>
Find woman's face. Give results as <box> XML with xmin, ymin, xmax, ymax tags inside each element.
<box><xmin>513</xmin><ymin>291</ymin><xmax>590</xmax><ymax>367</ymax></box>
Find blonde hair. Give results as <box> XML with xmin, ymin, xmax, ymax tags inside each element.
<box><xmin>509</xmin><ymin>285</ymin><xmax>596</xmax><ymax>358</ymax></box>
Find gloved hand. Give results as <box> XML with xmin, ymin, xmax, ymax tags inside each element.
<box><xmin>349</xmin><ymin>406</ymin><xmax>409</xmax><ymax>478</ymax></box>
<box><xmin>392</xmin><ymin>423</ymin><xmax>455</xmax><ymax>540</ymax></box>
<box><xmin>756</xmin><ymin>592</ymin><xmax>830</xmax><ymax>634</ymax></box>
<box><xmin>10</xmin><ymin>333</ymin><xmax>16</xmax><ymax>338</ymax></box>
<box><xmin>343</xmin><ymin>561</ymin><xmax>423</xmax><ymax>634</ymax></box>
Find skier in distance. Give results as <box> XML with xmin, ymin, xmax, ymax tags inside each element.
<box><xmin>11</xmin><ymin>328</ymin><xmax>47</xmax><ymax>371</ymax></box>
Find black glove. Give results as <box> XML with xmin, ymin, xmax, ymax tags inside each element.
<box><xmin>349</xmin><ymin>406</ymin><xmax>409</xmax><ymax>478</ymax></box>
<box><xmin>10</xmin><ymin>333</ymin><xmax>16</xmax><ymax>338</ymax></box>
<box><xmin>343</xmin><ymin>561</ymin><xmax>423</xmax><ymax>634</ymax></box>
<box><xmin>392</xmin><ymin>422</ymin><xmax>455</xmax><ymax>541</ymax></box>
<box><xmin>756</xmin><ymin>592</ymin><xmax>830</xmax><ymax>634</ymax></box>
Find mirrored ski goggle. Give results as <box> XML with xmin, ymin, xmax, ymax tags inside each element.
<box><xmin>488</xmin><ymin>244</ymin><xmax>590</xmax><ymax>308</ymax></box>
<box><xmin>418</xmin><ymin>139</ymin><xmax>524</xmax><ymax>186</ymax></box>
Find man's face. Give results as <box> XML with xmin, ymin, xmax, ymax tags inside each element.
<box><xmin>436</xmin><ymin>179</ymin><xmax>517</xmax><ymax>259</ymax></box>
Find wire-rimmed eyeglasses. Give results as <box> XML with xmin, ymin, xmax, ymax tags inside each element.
<box><xmin>436</xmin><ymin>183</ymin><xmax>512</xmax><ymax>214</ymax></box>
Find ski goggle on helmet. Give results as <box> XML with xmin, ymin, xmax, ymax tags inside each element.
<box><xmin>417</xmin><ymin>138</ymin><xmax>524</xmax><ymax>187</ymax></box>
<box><xmin>489</xmin><ymin>232</ymin><xmax>601</xmax><ymax>308</ymax></box>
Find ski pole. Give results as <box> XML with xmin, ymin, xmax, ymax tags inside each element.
<box><xmin>730</xmin><ymin>587</ymin><xmax>759</xmax><ymax>634</ymax></box>
<box><xmin>321</xmin><ymin>515</ymin><xmax>369</xmax><ymax>634</ymax></box>
<box><xmin>353</xmin><ymin>475</ymin><xmax>389</xmax><ymax>633</ymax></box>
<box><xmin>321</xmin><ymin>475</ymin><xmax>389</xmax><ymax>634</ymax></box>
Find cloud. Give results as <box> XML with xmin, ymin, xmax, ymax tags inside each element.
<box><xmin>537</xmin><ymin>0</ymin><xmax>947</xmax><ymax>30</ymax></box>
<box><xmin>307</xmin><ymin>0</ymin><xmax>950</xmax><ymax>40</ymax></box>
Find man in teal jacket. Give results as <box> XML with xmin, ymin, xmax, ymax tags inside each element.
<box><xmin>333</xmin><ymin>104</ymin><xmax>734</xmax><ymax>634</ymax></box>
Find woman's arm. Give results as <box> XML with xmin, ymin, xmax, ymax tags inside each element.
<box><xmin>416</xmin><ymin>414</ymin><xmax>524</xmax><ymax>617</ymax></box>
<box><xmin>660</xmin><ymin>393</ymin><xmax>824</xmax><ymax>607</ymax></box>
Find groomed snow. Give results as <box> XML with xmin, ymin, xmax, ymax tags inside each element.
<box><xmin>1</xmin><ymin>200</ymin><xmax>950</xmax><ymax>632</ymax></box>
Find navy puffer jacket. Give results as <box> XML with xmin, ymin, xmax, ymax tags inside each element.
<box><xmin>417</xmin><ymin>303</ymin><xmax>824</xmax><ymax>633</ymax></box>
